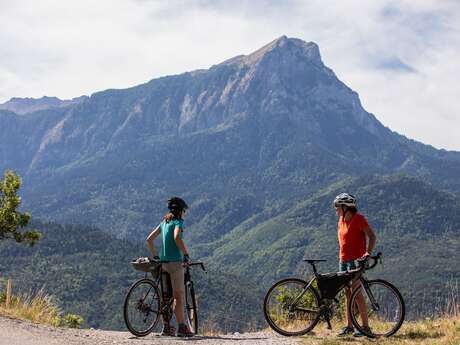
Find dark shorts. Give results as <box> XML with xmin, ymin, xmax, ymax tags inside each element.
<box><xmin>339</xmin><ymin>260</ymin><xmax>357</xmax><ymax>272</ymax></box>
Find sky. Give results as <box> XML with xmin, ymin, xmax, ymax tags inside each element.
<box><xmin>1</xmin><ymin>0</ymin><xmax>460</xmax><ymax>151</ymax></box>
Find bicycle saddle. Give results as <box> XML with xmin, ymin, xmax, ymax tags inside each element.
<box><xmin>303</xmin><ymin>259</ymin><xmax>326</xmax><ymax>263</ymax></box>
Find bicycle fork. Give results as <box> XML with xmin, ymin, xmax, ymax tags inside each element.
<box><xmin>360</xmin><ymin>279</ymin><xmax>380</xmax><ymax>312</ymax></box>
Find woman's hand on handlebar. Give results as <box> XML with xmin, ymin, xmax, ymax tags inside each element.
<box><xmin>358</xmin><ymin>252</ymin><xmax>382</xmax><ymax>270</ymax></box>
<box><xmin>356</xmin><ymin>255</ymin><xmax>369</xmax><ymax>269</ymax></box>
<box><xmin>182</xmin><ymin>254</ymin><xmax>190</xmax><ymax>267</ymax></box>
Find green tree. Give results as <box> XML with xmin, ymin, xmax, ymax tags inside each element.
<box><xmin>0</xmin><ymin>170</ymin><xmax>40</xmax><ymax>245</ymax></box>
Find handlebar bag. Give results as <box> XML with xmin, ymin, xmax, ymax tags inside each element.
<box><xmin>131</xmin><ymin>258</ymin><xmax>161</xmax><ymax>278</ymax></box>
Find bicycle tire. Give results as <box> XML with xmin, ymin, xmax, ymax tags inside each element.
<box><xmin>123</xmin><ymin>278</ymin><xmax>161</xmax><ymax>337</ymax></box>
<box><xmin>349</xmin><ymin>279</ymin><xmax>405</xmax><ymax>338</ymax></box>
<box><xmin>185</xmin><ymin>281</ymin><xmax>198</xmax><ymax>334</ymax></box>
<box><xmin>263</xmin><ymin>278</ymin><xmax>321</xmax><ymax>336</ymax></box>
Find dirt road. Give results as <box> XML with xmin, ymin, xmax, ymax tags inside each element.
<box><xmin>0</xmin><ymin>316</ymin><xmax>301</xmax><ymax>345</ymax></box>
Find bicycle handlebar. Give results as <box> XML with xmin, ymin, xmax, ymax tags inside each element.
<box><xmin>188</xmin><ymin>261</ymin><xmax>206</xmax><ymax>272</ymax></box>
<box><xmin>357</xmin><ymin>252</ymin><xmax>382</xmax><ymax>271</ymax></box>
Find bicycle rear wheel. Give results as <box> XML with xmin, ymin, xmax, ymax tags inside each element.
<box><xmin>185</xmin><ymin>281</ymin><xmax>198</xmax><ymax>334</ymax></box>
<box><xmin>263</xmin><ymin>278</ymin><xmax>321</xmax><ymax>336</ymax></box>
<box><xmin>349</xmin><ymin>279</ymin><xmax>405</xmax><ymax>337</ymax></box>
<box><xmin>123</xmin><ymin>278</ymin><xmax>161</xmax><ymax>337</ymax></box>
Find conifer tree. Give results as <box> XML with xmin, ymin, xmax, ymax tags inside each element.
<box><xmin>0</xmin><ymin>170</ymin><xmax>41</xmax><ymax>245</ymax></box>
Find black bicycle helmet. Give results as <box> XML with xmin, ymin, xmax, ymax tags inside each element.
<box><xmin>167</xmin><ymin>197</ymin><xmax>189</xmax><ymax>212</ymax></box>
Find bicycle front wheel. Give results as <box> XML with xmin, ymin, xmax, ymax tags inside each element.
<box><xmin>123</xmin><ymin>278</ymin><xmax>161</xmax><ymax>337</ymax></box>
<box><xmin>350</xmin><ymin>279</ymin><xmax>405</xmax><ymax>337</ymax></box>
<box><xmin>185</xmin><ymin>281</ymin><xmax>198</xmax><ymax>334</ymax></box>
<box><xmin>263</xmin><ymin>278</ymin><xmax>321</xmax><ymax>336</ymax></box>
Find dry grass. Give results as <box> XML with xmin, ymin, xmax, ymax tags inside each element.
<box><xmin>295</xmin><ymin>317</ymin><xmax>460</xmax><ymax>345</ymax></box>
<box><xmin>0</xmin><ymin>288</ymin><xmax>62</xmax><ymax>326</ymax></box>
<box><xmin>200</xmin><ymin>321</ymin><xmax>224</xmax><ymax>336</ymax></box>
<box><xmin>0</xmin><ymin>288</ymin><xmax>83</xmax><ymax>328</ymax></box>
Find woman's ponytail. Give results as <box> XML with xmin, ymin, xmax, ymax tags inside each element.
<box><xmin>163</xmin><ymin>212</ymin><xmax>174</xmax><ymax>222</ymax></box>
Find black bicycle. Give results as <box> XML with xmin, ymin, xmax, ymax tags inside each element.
<box><xmin>263</xmin><ymin>253</ymin><xmax>405</xmax><ymax>338</ymax></box>
<box><xmin>123</xmin><ymin>257</ymin><xmax>206</xmax><ymax>337</ymax></box>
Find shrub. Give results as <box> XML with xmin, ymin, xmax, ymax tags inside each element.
<box><xmin>61</xmin><ymin>313</ymin><xmax>84</xmax><ymax>328</ymax></box>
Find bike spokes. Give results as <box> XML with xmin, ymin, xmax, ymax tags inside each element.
<box><xmin>124</xmin><ymin>280</ymin><xmax>161</xmax><ymax>336</ymax></box>
<box><xmin>264</xmin><ymin>279</ymin><xmax>320</xmax><ymax>336</ymax></box>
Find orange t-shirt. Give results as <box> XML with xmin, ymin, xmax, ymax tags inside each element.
<box><xmin>338</xmin><ymin>213</ymin><xmax>369</xmax><ymax>262</ymax></box>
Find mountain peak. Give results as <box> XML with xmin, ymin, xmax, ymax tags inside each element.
<box><xmin>219</xmin><ymin>36</ymin><xmax>322</xmax><ymax>67</ymax></box>
<box><xmin>0</xmin><ymin>95</ymin><xmax>88</xmax><ymax>115</ymax></box>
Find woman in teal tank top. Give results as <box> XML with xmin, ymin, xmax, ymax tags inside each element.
<box><xmin>146</xmin><ymin>197</ymin><xmax>193</xmax><ymax>337</ymax></box>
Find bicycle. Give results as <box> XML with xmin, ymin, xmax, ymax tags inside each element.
<box><xmin>263</xmin><ymin>252</ymin><xmax>405</xmax><ymax>338</ymax></box>
<box><xmin>123</xmin><ymin>257</ymin><xmax>206</xmax><ymax>337</ymax></box>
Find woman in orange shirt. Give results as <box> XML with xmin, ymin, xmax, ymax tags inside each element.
<box><xmin>334</xmin><ymin>193</ymin><xmax>376</xmax><ymax>337</ymax></box>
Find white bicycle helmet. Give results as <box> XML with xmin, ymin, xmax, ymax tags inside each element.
<box><xmin>333</xmin><ymin>193</ymin><xmax>357</xmax><ymax>208</ymax></box>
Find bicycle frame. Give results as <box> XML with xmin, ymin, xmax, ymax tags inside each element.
<box><xmin>290</xmin><ymin>265</ymin><xmax>369</xmax><ymax>313</ymax></box>
<box><xmin>284</xmin><ymin>273</ymin><xmax>359</xmax><ymax>333</ymax></box>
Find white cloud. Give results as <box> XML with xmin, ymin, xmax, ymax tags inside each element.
<box><xmin>1</xmin><ymin>0</ymin><xmax>459</xmax><ymax>150</ymax></box>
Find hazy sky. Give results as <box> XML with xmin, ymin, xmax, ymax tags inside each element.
<box><xmin>1</xmin><ymin>0</ymin><xmax>459</xmax><ymax>151</ymax></box>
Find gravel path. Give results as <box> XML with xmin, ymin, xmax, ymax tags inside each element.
<box><xmin>0</xmin><ymin>316</ymin><xmax>301</xmax><ymax>345</ymax></box>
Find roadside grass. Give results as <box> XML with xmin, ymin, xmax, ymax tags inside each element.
<box><xmin>200</xmin><ymin>322</ymin><xmax>223</xmax><ymax>336</ymax></box>
<box><xmin>295</xmin><ymin>317</ymin><xmax>460</xmax><ymax>345</ymax></box>
<box><xmin>0</xmin><ymin>288</ymin><xmax>83</xmax><ymax>328</ymax></box>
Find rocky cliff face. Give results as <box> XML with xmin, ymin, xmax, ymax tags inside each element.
<box><xmin>1</xmin><ymin>36</ymin><xmax>459</xmax><ymax>237</ymax></box>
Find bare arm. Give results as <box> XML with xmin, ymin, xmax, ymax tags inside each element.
<box><xmin>146</xmin><ymin>224</ymin><xmax>161</xmax><ymax>257</ymax></box>
<box><xmin>174</xmin><ymin>226</ymin><xmax>189</xmax><ymax>256</ymax></box>
<box><xmin>363</xmin><ymin>226</ymin><xmax>377</xmax><ymax>255</ymax></box>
